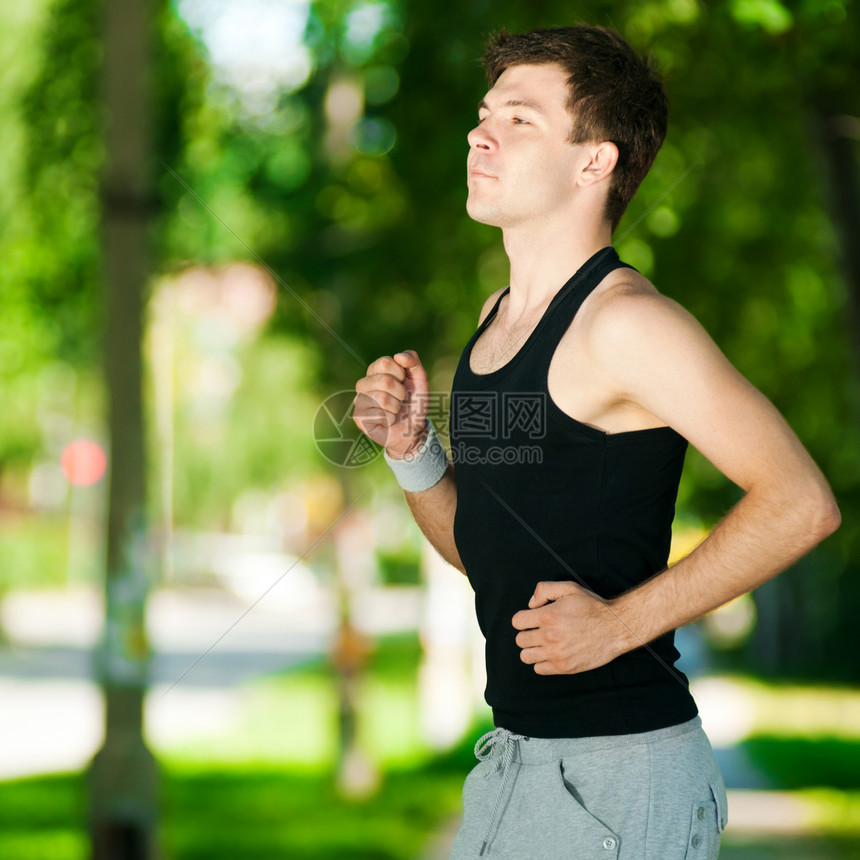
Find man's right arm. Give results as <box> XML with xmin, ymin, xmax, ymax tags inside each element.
<box><xmin>353</xmin><ymin>350</ymin><xmax>465</xmax><ymax>573</ymax></box>
<box><xmin>353</xmin><ymin>289</ymin><xmax>504</xmax><ymax>576</ymax></box>
<box><xmin>403</xmin><ymin>461</ymin><xmax>463</xmax><ymax>573</ymax></box>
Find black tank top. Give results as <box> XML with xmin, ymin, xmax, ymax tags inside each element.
<box><xmin>450</xmin><ymin>245</ymin><xmax>698</xmax><ymax>738</ymax></box>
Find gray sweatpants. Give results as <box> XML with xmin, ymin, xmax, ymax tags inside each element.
<box><xmin>450</xmin><ymin>716</ymin><xmax>727</xmax><ymax>859</ymax></box>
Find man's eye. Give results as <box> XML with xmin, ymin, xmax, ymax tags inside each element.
<box><xmin>512</xmin><ymin>117</ymin><xmax>529</xmax><ymax>125</ymax></box>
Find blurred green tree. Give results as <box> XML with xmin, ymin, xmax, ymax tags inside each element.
<box><xmin>13</xmin><ymin>0</ymin><xmax>198</xmax><ymax>854</ymax></box>
<box><xmin>8</xmin><ymin>0</ymin><xmax>860</xmax><ymax>699</ymax></box>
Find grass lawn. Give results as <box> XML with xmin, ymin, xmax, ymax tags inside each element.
<box><xmin>0</xmin><ymin>765</ymin><xmax>463</xmax><ymax>859</ymax></box>
<box><xmin>161</xmin><ymin>761</ymin><xmax>465</xmax><ymax>860</ymax></box>
<box><xmin>741</xmin><ymin>735</ymin><xmax>860</xmax><ymax>792</ymax></box>
<box><xmin>0</xmin><ymin>750</ymin><xmax>474</xmax><ymax>860</ymax></box>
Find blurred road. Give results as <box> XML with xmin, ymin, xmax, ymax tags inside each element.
<box><xmin>0</xmin><ymin>586</ymin><xmax>769</xmax><ymax>787</ymax></box>
<box><xmin>0</xmin><ymin>583</ymin><xmax>422</xmax><ymax>780</ymax></box>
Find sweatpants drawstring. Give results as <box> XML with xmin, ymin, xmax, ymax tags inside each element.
<box><xmin>474</xmin><ymin>728</ymin><xmax>528</xmax><ymax>856</ymax></box>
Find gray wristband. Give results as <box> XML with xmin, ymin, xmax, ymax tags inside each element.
<box><xmin>384</xmin><ymin>419</ymin><xmax>449</xmax><ymax>493</ymax></box>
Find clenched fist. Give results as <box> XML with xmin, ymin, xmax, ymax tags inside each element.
<box><xmin>353</xmin><ymin>350</ymin><xmax>430</xmax><ymax>459</ymax></box>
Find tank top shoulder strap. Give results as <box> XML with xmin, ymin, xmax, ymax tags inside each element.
<box><xmin>477</xmin><ymin>286</ymin><xmax>511</xmax><ymax>334</ymax></box>
<box><xmin>458</xmin><ymin>286</ymin><xmax>511</xmax><ymax>360</ymax></box>
<box><xmin>539</xmin><ymin>246</ymin><xmax>635</xmax><ymax>351</ymax></box>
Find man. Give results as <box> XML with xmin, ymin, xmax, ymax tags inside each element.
<box><xmin>353</xmin><ymin>25</ymin><xmax>840</xmax><ymax>859</ymax></box>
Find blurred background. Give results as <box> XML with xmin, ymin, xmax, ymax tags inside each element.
<box><xmin>1</xmin><ymin>0</ymin><xmax>859</xmax><ymax>857</ymax></box>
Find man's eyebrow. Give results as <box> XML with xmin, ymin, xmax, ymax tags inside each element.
<box><xmin>477</xmin><ymin>98</ymin><xmax>546</xmax><ymax>114</ymax></box>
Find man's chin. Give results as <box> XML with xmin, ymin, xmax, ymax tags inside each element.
<box><xmin>465</xmin><ymin>199</ymin><xmax>503</xmax><ymax>228</ymax></box>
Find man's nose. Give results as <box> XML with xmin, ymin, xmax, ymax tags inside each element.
<box><xmin>467</xmin><ymin>122</ymin><xmax>494</xmax><ymax>150</ymax></box>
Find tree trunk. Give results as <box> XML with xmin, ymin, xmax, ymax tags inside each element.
<box><xmin>812</xmin><ymin>97</ymin><xmax>860</xmax><ymax>373</ymax></box>
<box><xmin>88</xmin><ymin>0</ymin><xmax>159</xmax><ymax>857</ymax></box>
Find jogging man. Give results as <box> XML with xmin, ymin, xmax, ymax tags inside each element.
<box><xmin>353</xmin><ymin>25</ymin><xmax>840</xmax><ymax>859</ymax></box>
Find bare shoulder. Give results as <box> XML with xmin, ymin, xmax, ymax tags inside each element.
<box><xmin>478</xmin><ymin>286</ymin><xmax>508</xmax><ymax>326</ymax></box>
<box><xmin>573</xmin><ymin>268</ymin><xmax>837</xmax><ymax>516</ymax></box>
<box><xmin>579</xmin><ymin>268</ymin><xmax>711</xmax><ymax>368</ymax></box>
<box><xmin>583</xmin><ymin>268</ymin><xmax>688</xmax><ymax>330</ymax></box>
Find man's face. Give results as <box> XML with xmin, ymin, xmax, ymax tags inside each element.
<box><xmin>466</xmin><ymin>63</ymin><xmax>584</xmax><ymax>229</ymax></box>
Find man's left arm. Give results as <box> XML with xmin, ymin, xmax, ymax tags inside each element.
<box><xmin>513</xmin><ymin>292</ymin><xmax>841</xmax><ymax>675</ymax></box>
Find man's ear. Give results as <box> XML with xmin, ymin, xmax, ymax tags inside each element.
<box><xmin>577</xmin><ymin>141</ymin><xmax>619</xmax><ymax>187</ymax></box>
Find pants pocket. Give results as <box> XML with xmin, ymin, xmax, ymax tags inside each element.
<box><xmin>683</xmin><ymin>797</ymin><xmax>721</xmax><ymax>860</ymax></box>
<box><xmin>554</xmin><ymin>760</ymin><xmax>622</xmax><ymax>857</ymax></box>
<box><xmin>708</xmin><ymin>770</ymin><xmax>728</xmax><ymax>832</ymax></box>
<box><xmin>459</xmin><ymin>758</ymin><xmax>494</xmax><ymax>823</ymax></box>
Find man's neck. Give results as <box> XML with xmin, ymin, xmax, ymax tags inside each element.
<box><xmin>501</xmin><ymin>216</ymin><xmax>613</xmax><ymax>318</ymax></box>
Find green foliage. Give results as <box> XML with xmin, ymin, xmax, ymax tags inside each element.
<box><xmin>0</xmin><ymin>0</ymin><xmax>206</xmax><ymax>471</ymax></box>
<box><xmin>363</xmin><ymin>631</ymin><xmax>424</xmax><ymax>678</ymax></box>
<box><xmin>17</xmin><ymin>0</ymin><xmax>102</xmax><ymax>367</ymax></box>
<box><xmin>375</xmin><ymin>547</ymin><xmax>421</xmax><ymax>585</ymax></box>
<box><xmin>0</xmin><ymin>515</ymin><xmax>69</xmax><ymax>591</ymax></box>
<box><xmin>743</xmin><ymin>734</ymin><xmax>860</xmax><ymax>790</ymax></box>
<box><xmin>0</xmin><ymin>1</ymin><xmax>71</xmax><ymax>468</ymax></box>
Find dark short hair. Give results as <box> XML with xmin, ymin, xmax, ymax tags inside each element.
<box><xmin>482</xmin><ymin>25</ymin><xmax>668</xmax><ymax>231</ymax></box>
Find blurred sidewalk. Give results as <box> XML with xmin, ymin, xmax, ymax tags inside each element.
<box><xmin>0</xmin><ymin>585</ymin><xmax>772</xmax><ymax>785</ymax></box>
<box><xmin>0</xmin><ymin>583</ymin><xmax>422</xmax><ymax>780</ymax></box>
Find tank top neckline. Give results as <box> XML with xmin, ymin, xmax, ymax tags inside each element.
<box><xmin>466</xmin><ymin>245</ymin><xmax>618</xmax><ymax>382</ymax></box>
